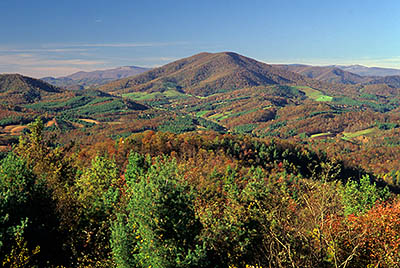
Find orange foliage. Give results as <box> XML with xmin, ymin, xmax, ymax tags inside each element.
<box><xmin>325</xmin><ymin>200</ymin><xmax>400</xmax><ymax>267</ymax></box>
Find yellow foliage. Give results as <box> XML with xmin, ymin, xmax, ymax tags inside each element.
<box><xmin>2</xmin><ymin>234</ymin><xmax>40</xmax><ymax>268</ymax></box>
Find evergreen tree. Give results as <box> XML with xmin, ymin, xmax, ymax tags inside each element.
<box><xmin>0</xmin><ymin>153</ymin><xmax>64</xmax><ymax>266</ymax></box>
<box><xmin>111</xmin><ymin>153</ymin><xmax>208</xmax><ymax>268</ymax></box>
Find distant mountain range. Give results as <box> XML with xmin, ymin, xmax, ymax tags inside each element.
<box><xmin>99</xmin><ymin>52</ymin><xmax>314</xmax><ymax>96</ymax></box>
<box><xmin>274</xmin><ymin>64</ymin><xmax>400</xmax><ymax>88</ymax></box>
<box><xmin>274</xmin><ymin>64</ymin><xmax>371</xmax><ymax>85</ymax></box>
<box><xmin>39</xmin><ymin>59</ymin><xmax>400</xmax><ymax>94</ymax></box>
<box><xmin>335</xmin><ymin>65</ymin><xmax>400</xmax><ymax>77</ymax></box>
<box><xmin>41</xmin><ymin>66</ymin><xmax>149</xmax><ymax>89</ymax></box>
<box><xmin>2</xmin><ymin>54</ymin><xmax>399</xmax><ymax>107</ymax></box>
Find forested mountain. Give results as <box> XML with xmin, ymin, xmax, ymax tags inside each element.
<box><xmin>99</xmin><ymin>52</ymin><xmax>316</xmax><ymax>96</ymax></box>
<box><xmin>367</xmin><ymin>75</ymin><xmax>400</xmax><ymax>88</ymax></box>
<box><xmin>276</xmin><ymin>64</ymin><xmax>400</xmax><ymax>89</ymax></box>
<box><xmin>42</xmin><ymin>66</ymin><xmax>149</xmax><ymax>89</ymax></box>
<box><xmin>0</xmin><ymin>74</ymin><xmax>61</xmax><ymax>104</ymax></box>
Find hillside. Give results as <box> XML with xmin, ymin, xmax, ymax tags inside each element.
<box><xmin>41</xmin><ymin>76</ymin><xmax>80</xmax><ymax>89</ymax></box>
<box><xmin>367</xmin><ymin>75</ymin><xmax>400</xmax><ymax>88</ymax></box>
<box><xmin>42</xmin><ymin>66</ymin><xmax>149</xmax><ymax>89</ymax></box>
<box><xmin>99</xmin><ymin>52</ymin><xmax>315</xmax><ymax>96</ymax></box>
<box><xmin>275</xmin><ymin>64</ymin><xmax>372</xmax><ymax>84</ymax></box>
<box><xmin>0</xmin><ymin>73</ymin><xmax>61</xmax><ymax>104</ymax></box>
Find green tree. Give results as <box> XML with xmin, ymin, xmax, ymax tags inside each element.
<box><xmin>74</xmin><ymin>155</ymin><xmax>120</xmax><ymax>265</ymax></box>
<box><xmin>111</xmin><ymin>153</ymin><xmax>208</xmax><ymax>268</ymax></box>
<box><xmin>341</xmin><ymin>175</ymin><xmax>389</xmax><ymax>215</ymax></box>
<box><xmin>13</xmin><ymin>117</ymin><xmax>79</xmax><ymax>264</ymax></box>
<box><xmin>0</xmin><ymin>153</ymin><xmax>64</xmax><ymax>266</ymax></box>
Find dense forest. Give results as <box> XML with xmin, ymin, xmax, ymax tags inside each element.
<box><xmin>1</xmin><ymin>118</ymin><xmax>399</xmax><ymax>268</ymax></box>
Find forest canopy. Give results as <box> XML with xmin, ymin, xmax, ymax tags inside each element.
<box><xmin>1</xmin><ymin>118</ymin><xmax>399</xmax><ymax>268</ymax></box>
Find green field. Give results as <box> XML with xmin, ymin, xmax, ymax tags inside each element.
<box><xmin>209</xmin><ymin>111</ymin><xmax>232</xmax><ymax>121</ymax></box>
<box><xmin>123</xmin><ymin>90</ymin><xmax>189</xmax><ymax>101</ymax></box>
<box><xmin>310</xmin><ymin>132</ymin><xmax>332</xmax><ymax>138</ymax></box>
<box><xmin>195</xmin><ymin>110</ymin><xmax>211</xmax><ymax>117</ymax></box>
<box><xmin>295</xmin><ymin>86</ymin><xmax>333</xmax><ymax>102</ymax></box>
<box><xmin>203</xmin><ymin>108</ymin><xmax>260</xmax><ymax>122</ymax></box>
<box><xmin>341</xmin><ymin>128</ymin><xmax>378</xmax><ymax>141</ymax></box>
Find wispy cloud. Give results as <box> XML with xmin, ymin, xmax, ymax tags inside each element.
<box><xmin>0</xmin><ymin>54</ymin><xmax>105</xmax><ymax>67</ymax></box>
<box><xmin>141</xmin><ymin>57</ymin><xmax>178</xmax><ymax>62</ymax></box>
<box><xmin>0</xmin><ymin>53</ymin><xmax>107</xmax><ymax>78</ymax></box>
<box><xmin>43</xmin><ymin>41</ymin><xmax>189</xmax><ymax>48</ymax></box>
<box><xmin>0</xmin><ymin>40</ymin><xmax>194</xmax><ymax>77</ymax></box>
<box><xmin>0</xmin><ymin>41</ymin><xmax>188</xmax><ymax>77</ymax></box>
<box><xmin>0</xmin><ymin>47</ymin><xmax>89</xmax><ymax>53</ymax></box>
<box><xmin>0</xmin><ymin>41</ymin><xmax>190</xmax><ymax>54</ymax></box>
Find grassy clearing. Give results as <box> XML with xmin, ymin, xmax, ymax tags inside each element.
<box><xmin>342</xmin><ymin>128</ymin><xmax>378</xmax><ymax>140</ymax></box>
<box><xmin>295</xmin><ymin>86</ymin><xmax>332</xmax><ymax>102</ymax></box>
<box><xmin>218</xmin><ymin>112</ymin><xmax>234</xmax><ymax>121</ymax></box>
<box><xmin>123</xmin><ymin>90</ymin><xmax>189</xmax><ymax>101</ymax></box>
<box><xmin>316</xmin><ymin>95</ymin><xmax>333</xmax><ymax>101</ymax></box>
<box><xmin>196</xmin><ymin>110</ymin><xmax>211</xmax><ymax>117</ymax></box>
<box><xmin>205</xmin><ymin>108</ymin><xmax>259</xmax><ymax>122</ymax></box>
<box><xmin>80</xmin><ymin>118</ymin><xmax>100</xmax><ymax>124</ymax></box>
<box><xmin>310</xmin><ymin>132</ymin><xmax>332</xmax><ymax>138</ymax></box>
<box><xmin>209</xmin><ymin>111</ymin><xmax>232</xmax><ymax>121</ymax></box>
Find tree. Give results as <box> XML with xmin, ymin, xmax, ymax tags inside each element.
<box><xmin>0</xmin><ymin>153</ymin><xmax>65</xmax><ymax>266</ymax></box>
<box><xmin>341</xmin><ymin>175</ymin><xmax>389</xmax><ymax>216</ymax></box>
<box><xmin>74</xmin><ymin>155</ymin><xmax>120</xmax><ymax>266</ymax></box>
<box><xmin>324</xmin><ymin>201</ymin><xmax>400</xmax><ymax>268</ymax></box>
<box><xmin>111</xmin><ymin>153</ymin><xmax>208</xmax><ymax>268</ymax></box>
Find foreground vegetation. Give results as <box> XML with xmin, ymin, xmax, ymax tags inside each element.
<box><xmin>1</xmin><ymin>118</ymin><xmax>399</xmax><ymax>268</ymax></box>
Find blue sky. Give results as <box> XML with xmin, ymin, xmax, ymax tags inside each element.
<box><xmin>0</xmin><ymin>0</ymin><xmax>399</xmax><ymax>77</ymax></box>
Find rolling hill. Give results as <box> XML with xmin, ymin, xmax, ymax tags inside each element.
<box><xmin>40</xmin><ymin>76</ymin><xmax>80</xmax><ymax>89</ymax></box>
<box><xmin>99</xmin><ymin>52</ymin><xmax>315</xmax><ymax>96</ymax></box>
<box><xmin>367</xmin><ymin>75</ymin><xmax>400</xmax><ymax>88</ymax></box>
<box><xmin>42</xmin><ymin>66</ymin><xmax>149</xmax><ymax>89</ymax></box>
<box><xmin>0</xmin><ymin>73</ymin><xmax>61</xmax><ymax>104</ymax></box>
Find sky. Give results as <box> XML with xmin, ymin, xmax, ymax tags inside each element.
<box><xmin>0</xmin><ymin>0</ymin><xmax>400</xmax><ymax>78</ymax></box>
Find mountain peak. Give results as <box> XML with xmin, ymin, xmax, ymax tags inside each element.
<box><xmin>99</xmin><ymin>51</ymin><xmax>308</xmax><ymax>96</ymax></box>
